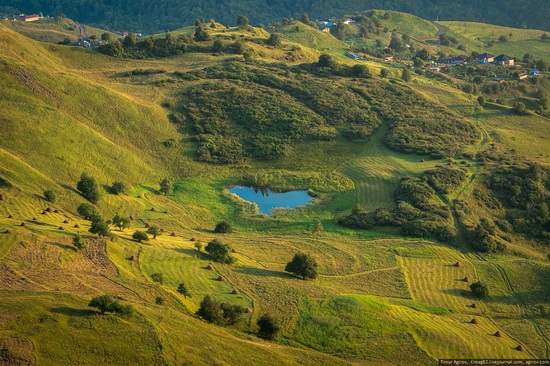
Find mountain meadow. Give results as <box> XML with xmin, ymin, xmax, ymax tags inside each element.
<box><xmin>0</xmin><ymin>10</ymin><xmax>549</xmax><ymax>365</ymax></box>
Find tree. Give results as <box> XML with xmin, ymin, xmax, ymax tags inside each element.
<box><xmin>536</xmin><ymin>59</ymin><xmax>548</xmax><ymax>71</ymax></box>
<box><xmin>44</xmin><ymin>190</ymin><xmax>57</xmax><ymax>203</ymax></box>
<box><xmin>257</xmin><ymin>314</ymin><xmax>280</xmax><ymax>340</ymax></box>
<box><xmin>402</xmin><ymin>68</ymin><xmax>412</xmax><ymax>82</ymax></box>
<box><xmin>380</xmin><ymin>68</ymin><xmax>389</xmax><ymax>78</ymax></box>
<box><xmin>72</xmin><ymin>234</ymin><xmax>86</xmax><ymax>250</ymax></box>
<box><xmin>470</xmin><ymin>281</ymin><xmax>489</xmax><ymax>299</ymax></box>
<box><xmin>194</xmin><ymin>25</ymin><xmax>210</xmax><ymax>42</ymax></box>
<box><xmin>477</xmin><ymin>96</ymin><xmax>486</xmax><ymax>107</ymax></box>
<box><xmin>233</xmin><ymin>39</ymin><xmax>247</xmax><ymax>54</ymax></box>
<box><xmin>214</xmin><ymin>221</ymin><xmax>233</xmax><ymax>233</ymax></box>
<box><xmin>123</xmin><ymin>33</ymin><xmax>137</xmax><ymax>46</ymax></box>
<box><xmin>237</xmin><ymin>15</ymin><xmax>249</xmax><ymax>28</ymax></box>
<box><xmin>285</xmin><ymin>253</ymin><xmax>318</xmax><ymax>280</ymax></box>
<box><xmin>221</xmin><ymin>303</ymin><xmax>245</xmax><ymax>325</ymax></box>
<box><xmin>112</xmin><ymin>214</ymin><xmax>130</xmax><ymax>231</ymax></box>
<box><xmin>300</xmin><ymin>13</ymin><xmax>311</xmax><ymax>25</ymax></box>
<box><xmin>147</xmin><ymin>225</ymin><xmax>162</xmax><ymax>239</ymax></box>
<box><xmin>415</xmin><ymin>48</ymin><xmax>430</xmax><ymax>61</ymax></box>
<box><xmin>101</xmin><ymin>32</ymin><xmax>111</xmax><ymax>41</ymax></box>
<box><xmin>205</xmin><ymin>239</ymin><xmax>235</xmax><ymax>264</ymax></box>
<box><xmin>318</xmin><ymin>54</ymin><xmax>337</xmax><ymax>69</ymax></box>
<box><xmin>352</xmin><ymin>64</ymin><xmax>371</xmax><ymax>78</ymax></box>
<box><xmin>77</xmin><ymin>203</ymin><xmax>99</xmax><ymax>220</ymax></box>
<box><xmin>194</xmin><ymin>242</ymin><xmax>203</xmax><ymax>252</ymax></box>
<box><xmin>196</xmin><ymin>295</ymin><xmax>224</xmax><ymax>324</ymax></box>
<box><xmin>539</xmin><ymin>304</ymin><xmax>547</xmax><ymax>317</ymax></box>
<box><xmin>150</xmin><ymin>272</ymin><xmax>164</xmax><ymax>284</ymax></box>
<box><xmin>513</xmin><ymin>102</ymin><xmax>529</xmax><ymax>115</ymax></box>
<box><xmin>177</xmin><ymin>282</ymin><xmax>190</xmax><ymax>298</ymax></box>
<box><xmin>77</xmin><ymin>173</ymin><xmax>101</xmax><ymax>203</ymax></box>
<box><xmin>88</xmin><ymin>294</ymin><xmax>116</xmax><ymax>314</ymax></box>
<box><xmin>89</xmin><ymin>34</ymin><xmax>97</xmax><ymax>41</ymax></box>
<box><xmin>132</xmin><ymin>230</ymin><xmax>149</xmax><ymax>243</ymax></box>
<box><xmin>212</xmin><ymin>39</ymin><xmax>224</xmax><ymax>52</ymax></box>
<box><xmin>159</xmin><ymin>178</ymin><xmax>172</xmax><ymax>195</ymax></box>
<box><xmin>89</xmin><ymin>219</ymin><xmax>111</xmax><ymax>238</ymax></box>
<box><xmin>110</xmin><ymin>181</ymin><xmax>126</xmax><ymax>194</ymax></box>
<box><xmin>413</xmin><ymin>57</ymin><xmax>425</xmax><ymax>68</ymax></box>
<box><xmin>266</xmin><ymin>33</ymin><xmax>281</xmax><ymax>47</ymax></box>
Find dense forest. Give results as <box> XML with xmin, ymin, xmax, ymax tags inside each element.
<box><xmin>1</xmin><ymin>0</ymin><xmax>549</xmax><ymax>33</ymax></box>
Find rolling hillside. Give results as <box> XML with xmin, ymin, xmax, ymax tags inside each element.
<box><xmin>0</xmin><ymin>19</ymin><xmax>549</xmax><ymax>365</ymax></box>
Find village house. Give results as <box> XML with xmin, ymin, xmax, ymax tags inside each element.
<box><xmin>437</xmin><ymin>55</ymin><xmax>467</xmax><ymax>66</ymax></box>
<box><xmin>343</xmin><ymin>18</ymin><xmax>355</xmax><ymax>25</ymax></box>
<box><xmin>493</xmin><ymin>54</ymin><xmax>515</xmax><ymax>66</ymax></box>
<box><xmin>475</xmin><ymin>53</ymin><xmax>495</xmax><ymax>64</ymax></box>
<box><xmin>20</xmin><ymin>14</ymin><xmax>41</xmax><ymax>22</ymax></box>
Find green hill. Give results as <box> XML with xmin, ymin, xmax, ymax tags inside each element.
<box><xmin>0</xmin><ymin>20</ymin><xmax>549</xmax><ymax>365</ymax></box>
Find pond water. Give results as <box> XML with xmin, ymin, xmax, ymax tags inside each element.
<box><xmin>229</xmin><ymin>186</ymin><xmax>313</xmax><ymax>215</ymax></box>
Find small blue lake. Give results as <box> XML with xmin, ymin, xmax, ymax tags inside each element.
<box><xmin>229</xmin><ymin>186</ymin><xmax>313</xmax><ymax>215</ymax></box>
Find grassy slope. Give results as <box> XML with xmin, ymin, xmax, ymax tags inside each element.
<box><xmin>1</xmin><ymin>18</ymin><xmax>118</xmax><ymax>44</ymax></box>
<box><xmin>442</xmin><ymin>21</ymin><xmax>550</xmax><ymax>60</ymax></box>
<box><xmin>0</xmin><ymin>21</ymin><xmax>549</xmax><ymax>364</ymax></box>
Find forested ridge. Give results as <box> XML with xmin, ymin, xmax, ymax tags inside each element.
<box><xmin>1</xmin><ymin>0</ymin><xmax>549</xmax><ymax>33</ymax></box>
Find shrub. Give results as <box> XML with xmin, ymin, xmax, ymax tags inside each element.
<box><xmin>44</xmin><ymin>190</ymin><xmax>57</xmax><ymax>203</ymax></box>
<box><xmin>177</xmin><ymin>282</ymin><xmax>190</xmax><ymax>298</ymax></box>
<box><xmin>150</xmin><ymin>272</ymin><xmax>164</xmax><ymax>284</ymax></box>
<box><xmin>205</xmin><ymin>239</ymin><xmax>235</xmax><ymax>264</ymax></box>
<box><xmin>214</xmin><ymin>221</ymin><xmax>233</xmax><ymax>233</ymax></box>
<box><xmin>155</xmin><ymin>296</ymin><xmax>165</xmax><ymax>305</ymax></box>
<box><xmin>132</xmin><ymin>230</ymin><xmax>149</xmax><ymax>243</ymax></box>
<box><xmin>196</xmin><ymin>295</ymin><xmax>224</xmax><ymax>324</ymax></box>
<box><xmin>110</xmin><ymin>181</ymin><xmax>126</xmax><ymax>194</ymax></box>
<box><xmin>257</xmin><ymin>314</ymin><xmax>280</xmax><ymax>340</ymax></box>
<box><xmin>88</xmin><ymin>295</ymin><xmax>133</xmax><ymax>315</ymax></box>
<box><xmin>77</xmin><ymin>203</ymin><xmax>99</xmax><ymax>220</ymax></box>
<box><xmin>470</xmin><ymin>281</ymin><xmax>489</xmax><ymax>299</ymax></box>
<box><xmin>89</xmin><ymin>219</ymin><xmax>111</xmax><ymax>238</ymax></box>
<box><xmin>285</xmin><ymin>252</ymin><xmax>318</xmax><ymax>280</ymax></box>
<box><xmin>159</xmin><ymin>178</ymin><xmax>172</xmax><ymax>195</ymax></box>
<box><xmin>72</xmin><ymin>234</ymin><xmax>86</xmax><ymax>250</ymax></box>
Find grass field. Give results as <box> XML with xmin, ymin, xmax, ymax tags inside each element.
<box><xmin>0</xmin><ymin>18</ymin><xmax>549</xmax><ymax>365</ymax></box>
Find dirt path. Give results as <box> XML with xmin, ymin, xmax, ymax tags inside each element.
<box><xmin>76</xmin><ymin>23</ymin><xmax>88</xmax><ymax>40</ymax></box>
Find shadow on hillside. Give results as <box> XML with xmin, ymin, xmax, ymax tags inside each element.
<box><xmin>59</xmin><ymin>184</ymin><xmax>81</xmax><ymax>196</ymax></box>
<box><xmin>50</xmin><ymin>307</ymin><xmax>97</xmax><ymax>317</ymax></box>
<box><xmin>191</xmin><ymin>227</ymin><xmax>214</xmax><ymax>234</ymax></box>
<box><xmin>170</xmin><ymin>247</ymin><xmax>204</xmax><ymax>258</ymax></box>
<box><xmin>235</xmin><ymin>266</ymin><xmax>290</xmax><ymax>279</ymax></box>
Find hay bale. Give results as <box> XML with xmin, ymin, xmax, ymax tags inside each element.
<box><xmin>190</xmin><ymin>237</ymin><xmax>196</xmax><ymax>242</ymax></box>
<box><xmin>42</xmin><ymin>211</ymin><xmax>47</xmax><ymax>215</ymax></box>
<box><xmin>137</xmin><ymin>195</ymin><xmax>142</xmax><ymax>198</ymax></box>
<box><xmin>129</xmin><ymin>255</ymin><xmax>137</xmax><ymax>261</ymax></box>
<box><xmin>470</xmin><ymin>303</ymin><xmax>477</xmax><ymax>308</ymax></box>
<box><xmin>46</xmin><ymin>207</ymin><xmax>53</xmax><ymax>212</ymax></box>
<box><xmin>150</xmin><ymin>207</ymin><xmax>156</xmax><ymax>212</ymax></box>
<box><xmin>231</xmin><ymin>289</ymin><xmax>239</xmax><ymax>295</ymax></box>
<box><xmin>74</xmin><ymin>224</ymin><xmax>80</xmax><ymax>228</ymax></box>
<box><xmin>170</xmin><ymin>232</ymin><xmax>176</xmax><ymax>237</ymax></box>
<box><xmin>454</xmin><ymin>262</ymin><xmax>461</xmax><ymax>267</ymax></box>
<box><xmin>206</xmin><ymin>264</ymin><xmax>214</xmax><ymax>271</ymax></box>
<box><xmin>0</xmin><ymin>194</ymin><xmax>5</xmax><ymax>200</ymax></box>
<box><xmin>63</xmin><ymin>220</ymin><xmax>69</xmax><ymax>224</ymax></box>
<box><xmin>7</xmin><ymin>214</ymin><xmax>13</xmax><ymax>218</ymax></box>
<box><xmin>463</xmin><ymin>276</ymin><xmax>469</xmax><ymax>282</ymax></box>
<box><xmin>4</xmin><ymin>229</ymin><xmax>11</xmax><ymax>234</ymax></box>
<box><xmin>54</xmin><ymin>209</ymin><xmax>60</xmax><ymax>213</ymax></box>
<box><xmin>470</xmin><ymin>318</ymin><xmax>478</xmax><ymax>324</ymax></box>
<box><xmin>245</xmin><ymin>308</ymin><xmax>253</xmax><ymax>313</ymax></box>
<box><xmin>20</xmin><ymin>222</ymin><xmax>26</xmax><ymax>227</ymax></box>
<box><xmin>231</xmin><ymin>248</ymin><xmax>237</xmax><ymax>253</ymax></box>
<box><xmin>32</xmin><ymin>217</ymin><xmax>37</xmax><ymax>221</ymax></box>
<box><xmin>217</xmin><ymin>275</ymin><xmax>225</xmax><ymax>281</ymax></box>
<box><xmin>494</xmin><ymin>331</ymin><xmax>501</xmax><ymax>337</ymax></box>
<box><xmin>58</xmin><ymin>227</ymin><xmax>64</xmax><ymax>231</ymax></box>
<box><xmin>129</xmin><ymin>215</ymin><xmax>135</xmax><ymax>220</ymax></box>
<box><xmin>160</xmin><ymin>228</ymin><xmax>165</xmax><ymax>233</ymax></box>
<box><xmin>145</xmin><ymin>223</ymin><xmax>151</xmax><ymax>228</ymax></box>
<box><xmin>515</xmin><ymin>345</ymin><xmax>523</xmax><ymax>351</ymax></box>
